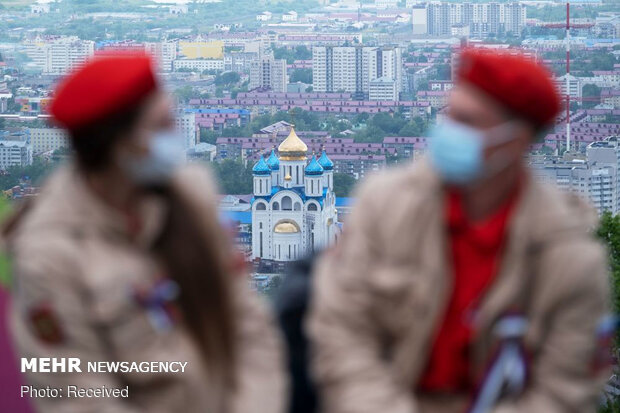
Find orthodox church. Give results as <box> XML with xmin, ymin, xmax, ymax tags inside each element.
<box><xmin>251</xmin><ymin>128</ymin><xmax>340</xmax><ymax>262</ymax></box>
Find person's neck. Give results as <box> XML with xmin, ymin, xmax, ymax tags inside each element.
<box><xmin>461</xmin><ymin>164</ymin><xmax>524</xmax><ymax>223</ymax></box>
<box><xmin>84</xmin><ymin>167</ymin><xmax>141</xmax><ymax>215</ymax></box>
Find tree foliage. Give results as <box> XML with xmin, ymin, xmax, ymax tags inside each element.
<box><xmin>596</xmin><ymin>212</ymin><xmax>620</xmax><ymax>313</ymax></box>
<box><xmin>353</xmin><ymin>113</ymin><xmax>427</xmax><ymax>143</ymax></box>
<box><xmin>0</xmin><ymin>157</ymin><xmax>61</xmax><ymax>191</ymax></box>
<box><xmin>583</xmin><ymin>84</ymin><xmax>602</xmax><ymax>109</ymax></box>
<box><xmin>215</xmin><ymin>71</ymin><xmax>241</xmax><ymax>87</ymax></box>
<box><xmin>210</xmin><ymin>159</ymin><xmax>253</xmax><ymax>194</ymax></box>
<box><xmin>290</xmin><ymin>68</ymin><xmax>312</xmax><ymax>84</ymax></box>
<box><xmin>333</xmin><ymin>173</ymin><xmax>356</xmax><ymax>197</ymax></box>
<box><xmin>272</xmin><ymin>45</ymin><xmax>312</xmax><ymax>64</ymax></box>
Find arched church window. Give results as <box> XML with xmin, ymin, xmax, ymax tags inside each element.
<box><xmin>294</xmin><ymin>202</ymin><xmax>301</xmax><ymax>211</ymax></box>
<box><xmin>256</xmin><ymin>202</ymin><xmax>267</xmax><ymax>211</ymax></box>
<box><xmin>308</xmin><ymin>203</ymin><xmax>318</xmax><ymax>211</ymax></box>
<box><xmin>282</xmin><ymin>196</ymin><xmax>292</xmax><ymax>211</ymax></box>
<box><xmin>273</xmin><ymin>202</ymin><xmax>280</xmax><ymax>210</ymax></box>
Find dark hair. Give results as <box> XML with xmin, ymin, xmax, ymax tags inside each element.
<box><xmin>71</xmin><ymin>104</ymin><xmax>238</xmax><ymax>388</ymax></box>
<box><xmin>152</xmin><ymin>185</ymin><xmax>237</xmax><ymax>388</ymax></box>
<box><xmin>69</xmin><ymin>106</ymin><xmax>145</xmax><ymax>171</ymax></box>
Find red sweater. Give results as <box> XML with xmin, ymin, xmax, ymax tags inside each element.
<box><xmin>417</xmin><ymin>190</ymin><xmax>517</xmax><ymax>393</ymax></box>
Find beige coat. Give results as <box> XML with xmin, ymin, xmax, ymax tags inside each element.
<box><xmin>308</xmin><ymin>160</ymin><xmax>611</xmax><ymax>413</ymax></box>
<box><xmin>8</xmin><ymin>164</ymin><xmax>287</xmax><ymax>413</ymax></box>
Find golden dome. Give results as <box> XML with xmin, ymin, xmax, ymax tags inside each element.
<box><xmin>274</xmin><ymin>220</ymin><xmax>300</xmax><ymax>233</ymax></box>
<box><xmin>278</xmin><ymin>127</ymin><xmax>307</xmax><ymax>161</ymax></box>
<box><xmin>284</xmin><ymin>174</ymin><xmax>292</xmax><ymax>181</ymax></box>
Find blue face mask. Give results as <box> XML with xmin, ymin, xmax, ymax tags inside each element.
<box><xmin>122</xmin><ymin>130</ymin><xmax>186</xmax><ymax>186</ymax></box>
<box><xmin>429</xmin><ymin>119</ymin><xmax>517</xmax><ymax>186</ymax></box>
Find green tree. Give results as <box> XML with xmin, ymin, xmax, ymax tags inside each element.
<box><xmin>211</xmin><ymin>159</ymin><xmax>253</xmax><ymax>194</ymax></box>
<box><xmin>215</xmin><ymin>71</ymin><xmax>241</xmax><ymax>87</ymax></box>
<box><xmin>596</xmin><ymin>212</ymin><xmax>620</xmax><ymax>313</ymax></box>
<box><xmin>596</xmin><ymin>212</ymin><xmax>620</xmax><ymax>412</ymax></box>
<box><xmin>200</xmin><ymin>128</ymin><xmax>218</xmax><ymax>144</ymax></box>
<box><xmin>354</xmin><ymin>112</ymin><xmax>370</xmax><ymax>126</ymax></box>
<box><xmin>293</xmin><ymin>45</ymin><xmax>312</xmax><ymax>60</ymax></box>
<box><xmin>583</xmin><ymin>84</ymin><xmax>602</xmax><ymax>109</ymax></box>
<box><xmin>333</xmin><ymin>173</ymin><xmax>356</xmax><ymax>197</ymax></box>
<box><xmin>398</xmin><ymin>116</ymin><xmax>427</xmax><ymax>137</ymax></box>
<box><xmin>0</xmin><ymin>157</ymin><xmax>58</xmax><ymax>191</ymax></box>
<box><xmin>290</xmin><ymin>68</ymin><xmax>312</xmax><ymax>84</ymax></box>
<box><xmin>435</xmin><ymin>64</ymin><xmax>452</xmax><ymax>81</ymax></box>
<box><xmin>174</xmin><ymin>86</ymin><xmax>196</xmax><ymax>103</ymax></box>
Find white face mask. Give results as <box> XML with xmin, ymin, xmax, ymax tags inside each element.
<box><xmin>121</xmin><ymin>130</ymin><xmax>186</xmax><ymax>186</ymax></box>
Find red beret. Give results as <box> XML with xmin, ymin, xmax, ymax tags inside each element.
<box><xmin>49</xmin><ymin>53</ymin><xmax>157</xmax><ymax>132</ymax></box>
<box><xmin>457</xmin><ymin>48</ymin><xmax>560</xmax><ymax>128</ymax></box>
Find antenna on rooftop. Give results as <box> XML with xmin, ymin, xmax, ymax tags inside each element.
<box><xmin>565</xmin><ymin>2</ymin><xmax>571</xmax><ymax>153</ymax></box>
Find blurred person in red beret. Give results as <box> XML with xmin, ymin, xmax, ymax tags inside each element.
<box><xmin>308</xmin><ymin>48</ymin><xmax>612</xmax><ymax>413</ymax></box>
<box><xmin>4</xmin><ymin>53</ymin><xmax>287</xmax><ymax>413</ymax></box>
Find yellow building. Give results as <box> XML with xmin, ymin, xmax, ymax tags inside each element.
<box><xmin>178</xmin><ymin>41</ymin><xmax>224</xmax><ymax>59</ymax></box>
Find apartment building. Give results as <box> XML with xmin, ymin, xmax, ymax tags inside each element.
<box><xmin>29</xmin><ymin>128</ymin><xmax>69</xmax><ymax>154</ymax></box>
<box><xmin>312</xmin><ymin>45</ymin><xmax>402</xmax><ymax>100</ymax></box>
<box><xmin>23</xmin><ymin>36</ymin><xmax>95</xmax><ymax>75</ymax></box>
<box><xmin>412</xmin><ymin>2</ymin><xmax>527</xmax><ymax>38</ymax></box>
<box><xmin>0</xmin><ymin>141</ymin><xmax>32</xmax><ymax>170</ymax></box>
<box><xmin>249</xmin><ymin>54</ymin><xmax>288</xmax><ymax>92</ymax></box>
<box><xmin>173</xmin><ymin>59</ymin><xmax>225</xmax><ymax>72</ymax></box>
<box><xmin>533</xmin><ymin>136</ymin><xmax>620</xmax><ymax>215</ymax></box>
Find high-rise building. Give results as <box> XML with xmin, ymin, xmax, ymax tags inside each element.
<box><xmin>369</xmin><ymin>77</ymin><xmax>399</xmax><ymax>101</ymax></box>
<box><xmin>504</xmin><ymin>2</ymin><xmax>527</xmax><ymax>36</ymax></box>
<box><xmin>29</xmin><ymin>128</ymin><xmax>69</xmax><ymax>154</ymax></box>
<box><xmin>23</xmin><ymin>36</ymin><xmax>95</xmax><ymax>75</ymax></box>
<box><xmin>555</xmin><ymin>74</ymin><xmax>583</xmax><ymax>101</ymax></box>
<box><xmin>412</xmin><ymin>5</ymin><xmax>428</xmax><ymax>34</ymax></box>
<box><xmin>533</xmin><ymin>136</ymin><xmax>620</xmax><ymax>215</ymax></box>
<box><xmin>0</xmin><ymin>141</ymin><xmax>32</xmax><ymax>170</ymax></box>
<box><xmin>414</xmin><ymin>2</ymin><xmax>526</xmax><ymax>38</ymax></box>
<box><xmin>312</xmin><ymin>46</ymin><xmax>402</xmax><ymax>100</ymax></box>
<box><xmin>249</xmin><ymin>53</ymin><xmax>288</xmax><ymax>92</ymax></box>
<box><xmin>175</xmin><ymin>112</ymin><xmax>197</xmax><ymax>150</ymax></box>
<box><xmin>145</xmin><ymin>41</ymin><xmax>178</xmax><ymax>72</ymax></box>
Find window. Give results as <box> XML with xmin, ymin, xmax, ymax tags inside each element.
<box><xmin>256</xmin><ymin>202</ymin><xmax>267</xmax><ymax>211</ymax></box>
<box><xmin>308</xmin><ymin>203</ymin><xmax>318</xmax><ymax>211</ymax></box>
<box><xmin>273</xmin><ymin>202</ymin><xmax>280</xmax><ymax>210</ymax></box>
<box><xmin>294</xmin><ymin>202</ymin><xmax>301</xmax><ymax>211</ymax></box>
<box><xmin>282</xmin><ymin>196</ymin><xmax>292</xmax><ymax>211</ymax></box>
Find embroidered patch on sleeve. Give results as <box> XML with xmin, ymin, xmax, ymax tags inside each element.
<box><xmin>591</xmin><ymin>315</ymin><xmax>617</xmax><ymax>375</ymax></box>
<box><xmin>28</xmin><ymin>304</ymin><xmax>64</xmax><ymax>345</ymax></box>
